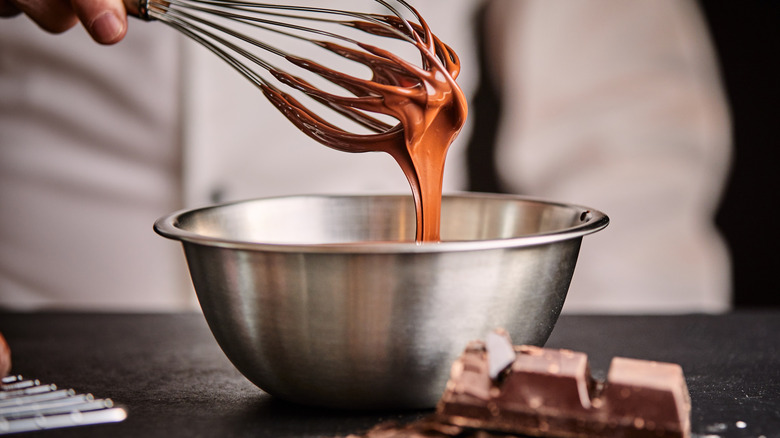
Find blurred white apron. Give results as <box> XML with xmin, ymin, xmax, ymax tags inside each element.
<box><xmin>0</xmin><ymin>0</ymin><xmax>731</xmax><ymax>313</ymax></box>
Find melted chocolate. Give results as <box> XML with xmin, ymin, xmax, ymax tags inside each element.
<box><xmin>259</xmin><ymin>9</ymin><xmax>467</xmax><ymax>243</ymax></box>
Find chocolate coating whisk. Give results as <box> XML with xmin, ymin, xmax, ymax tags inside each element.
<box><xmin>123</xmin><ymin>0</ymin><xmax>462</xmax><ymax>143</ymax></box>
<box><xmin>124</xmin><ymin>0</ymin><xmax>467</xmax><ymax>241</ymax></box>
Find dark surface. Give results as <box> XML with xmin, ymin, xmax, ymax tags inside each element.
<box><xmin>0</xmin><ymin>312</ymin><xmax>778</xmax><ymax>438</ymax></box>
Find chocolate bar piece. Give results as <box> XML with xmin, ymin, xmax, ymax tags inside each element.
<box><xmin>347</xmin><ymin>332</ymin><xmax>690</xmax><ymax>438</ymax></box>
<box><xmin>436</xmin><ymin>332</ymin><xmax>691</xmax><ymax>438</ymax></box>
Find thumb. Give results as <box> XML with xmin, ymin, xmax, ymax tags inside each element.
<box><xmin>71</xmin><ymin>0</ymin><xmax>128</xmax><ymax>44</ymax></box>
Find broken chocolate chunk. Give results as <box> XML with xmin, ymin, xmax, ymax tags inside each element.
<box><xmin>437</xmin><ymin>337</ymin><xmax>691</xmax><ymax>438</ymax></box>
<box><xmin>346</xmin><ymin>332</ymin><xmax>691</xmax><ymax>438</ymax></box>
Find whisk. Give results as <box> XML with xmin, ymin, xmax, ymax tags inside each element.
<box><xmin>122</xmin><ymin>0</ymin><xmax>468</xmax><ymax>242</ymax></box>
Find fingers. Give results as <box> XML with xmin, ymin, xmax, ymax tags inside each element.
<box><xmin>8</xmin><ymin>0</ymin><xmax>79</xmax><ymax>33</ymax></box>
<box><xmin>0</xmin><ymin>0</ymin><xmax>22</xmax><ymax>18</ymax></box>
<box><xmin>2</xmin><ymin>0</ymin><xmax>127</xmax><ymax>44</ymax></box>
<box><xmin>71</xmin><ymin>0</ymin><xmax>128</xmax><ymax>45</ymax></box>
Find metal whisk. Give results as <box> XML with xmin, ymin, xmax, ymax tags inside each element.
<box><xmin>122</xmin><ymin>0</ymin><xmax>464</xmax><ymax>152</ymax></box>
<box><xmin>124</xmin><ymin>0</ymin><xmax>467</xmax><ymax>242</ymax></box>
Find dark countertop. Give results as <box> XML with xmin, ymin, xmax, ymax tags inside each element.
<box><xmin>1</xmin><ymin>312</ymin><xmax>778</xmax><ymax>437</ymax></box>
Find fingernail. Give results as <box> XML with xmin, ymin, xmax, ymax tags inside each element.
<box><xmin>90</xmin><ymin>11</ymin><xmax>124</xmax><ymax>43</ymax></box>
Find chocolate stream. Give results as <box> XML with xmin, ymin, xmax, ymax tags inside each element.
<box><xmin>260</xmin><ymin>7</ymin><xmax>467</xmax><ymax>242</ymax></box>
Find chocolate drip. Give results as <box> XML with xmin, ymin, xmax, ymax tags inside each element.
<box><xmin>260</xmin><ymin>6</ymin><xmax>467</xmax><ymax>242</ymax></box>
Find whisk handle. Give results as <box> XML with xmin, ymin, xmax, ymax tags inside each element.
<box><xmin>123</xmin><ymin>0</ymin><xmax>153</xmax><ymax>20</ymax></box>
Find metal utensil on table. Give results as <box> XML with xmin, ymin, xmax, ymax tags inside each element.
<box><xmin>0</xmin><ymin>375</ymin><xmax>126</xmax><ymax>434</ymax></box>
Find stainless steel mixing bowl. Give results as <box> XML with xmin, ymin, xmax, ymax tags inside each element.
<box><xmin>154</xmin><ymin>193</ymin><xmax>608</xmax><ymax>409</ymax></box>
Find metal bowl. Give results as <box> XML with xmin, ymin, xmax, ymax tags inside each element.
<box><xmin>154</xmin><ymin>193</ymin><xmax>608</xmax><ymax>409</ymax></box>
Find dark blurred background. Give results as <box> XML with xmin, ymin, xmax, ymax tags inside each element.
<box><xmin>704</xmin><ymin>2</ymin><xmax>779</xmax><ymax>309</ymax></box>
<box><xmin>466</xmin><ymin>1</ymin><xmax>780</xmax><ymax>309</ymax></box>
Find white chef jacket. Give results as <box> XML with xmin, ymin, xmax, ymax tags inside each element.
<box><xmin>0</xmin><ymin>0</ymin><xmax>731</xmax><ymax>313</ymax></box>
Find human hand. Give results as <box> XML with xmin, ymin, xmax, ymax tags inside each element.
<box><xmin>0</xmin><ymin>0</ymin><xmax>128</xmax><ymax>45</ymax></box>
<box><xmin>0</xmin><ymin>331</ymin><xmax>10</xmax><ymax>377</ymax></box>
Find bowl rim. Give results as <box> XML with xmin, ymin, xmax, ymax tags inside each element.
<box><xmin>153</xmin><ymin>193</ymin><xmax>609</xmax><ymax>254</ymax></box>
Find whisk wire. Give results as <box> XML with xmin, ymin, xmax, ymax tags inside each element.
<box><xmin>170</xmin><ymin>18</ymin><xmax>270</xmax><ymax>88</ymax></box>
<box><xmin>139</xmin><ymin>0</ymin><xmax>447</xmax><ymax>137</ymax></box>
<box><xmin>165</xmin><ymin>2</ymin><xmax>358</xmax><ymax>47</ymax></box>
<box><xmin>157</xmin><ymin>4</ymin><xmax>282</xmax><ymax>64</ymax></box>
<box><xmin>153</xmin><ymin>0</ymin><xmax>416</xmax><ymax>43</ymax></box>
